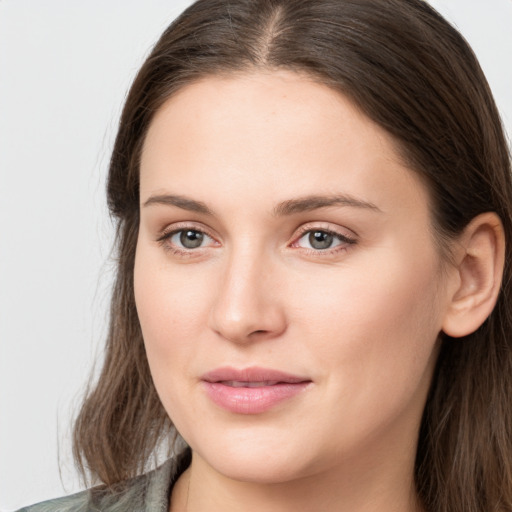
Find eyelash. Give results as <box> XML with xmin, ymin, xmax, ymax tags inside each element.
<box><xmin>156</xmin><ymin>223</ymin><xmax>357</xmax><ymax>257</ymax></box>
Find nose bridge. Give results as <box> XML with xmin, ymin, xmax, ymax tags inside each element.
<box><xmin>209</xmin><ymin>240</ymin><xmax>286</xmax><ymax>343</ymax></box>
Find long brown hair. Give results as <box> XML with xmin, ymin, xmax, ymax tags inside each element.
<box><xmin>73</xmin><ymin>1</ymin><xmax>512</xmax><ymax>510</ymax></box>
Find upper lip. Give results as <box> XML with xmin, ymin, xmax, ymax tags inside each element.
<box><xmin>201</xmin><ymin>366</ymin><xmax>311</xmax><ymax>384</ymax></box>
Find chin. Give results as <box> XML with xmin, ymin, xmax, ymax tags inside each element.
<box><xmin>207</xmin><ymin>449</ymin><xmax>311</xmax><ymax>484</ymax></box>
<box><xmin>188</xmin><ymin>424</ymin><xmax>323</xmax><ymax>484</ymax></box>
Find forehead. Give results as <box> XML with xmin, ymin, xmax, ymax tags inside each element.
<box><xmin>140</xmin><ymin>70</ymin><xmax>428</xmax><ymax>218</ymax></box>
<box><xmin>142</xmin><ymin>70</ymin><xmax>394</xmax><ymax>163</ymax></box>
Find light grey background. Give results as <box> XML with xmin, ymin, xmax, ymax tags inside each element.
<box><xmin>0</xmin><ymin>1</ymin><xmax>511</xmax><ymax>510</ymax></box>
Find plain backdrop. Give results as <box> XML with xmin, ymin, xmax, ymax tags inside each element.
<box><xmin>0</xmin><ymin>1</ymin><xmax>511</xmax><ymax>510</ymax></box>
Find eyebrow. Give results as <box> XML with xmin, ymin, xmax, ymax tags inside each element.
<box><xmin>142</xmin><ymin>193</ymin><xmax>381</xmax><ymax>216</ymax></box>
<box><xmin>273</xmin><ymin>194</ymin><xmax>381</xmax><ymax>216</ymax></box>
<box><xmin>143</xmin><ymin>194</ymin><xmax>213</xmax><ymax>215</ymax></box>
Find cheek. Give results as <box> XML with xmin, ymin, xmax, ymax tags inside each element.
<box><xmin>134</xmin><ymin>243</ymin><xmax>204</xmax><ymax>384</ymax></box>
<box><xmin>134</xmin><ymin>245</ymin><xmax>210</xmax><ymax>433</ymax></box>
<box><xmin>280</xmin><ymin>251</ymin><xmax>443</xmax><ymax>455</ymax></box>
<box><xmin>134</xmin><ymin>240</ymin><xmax>210</xmax><ymax>339</ymax></box>
<box><xmin>293</xmin><ymin>246</ymin><xmax>444</xmax><ymax>396</ymax></box>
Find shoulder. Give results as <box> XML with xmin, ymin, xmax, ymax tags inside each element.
<box><xmin>17</xmin><ymin>452</ymin><xmax>190</xmax><ymax>512</ymax></box>
<box><xmin>16</xmin><ymin>489</ymin><xmax>91</xmax><ymax>512</ymax></box>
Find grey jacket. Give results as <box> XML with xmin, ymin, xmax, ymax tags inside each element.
<box><xmin>17</xmin><ymin>452</ymin><xmax>189</xmax><ymax>512</ymax></box>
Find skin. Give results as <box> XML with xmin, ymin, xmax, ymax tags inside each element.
<box><xmin>135</xmin><ymin>70</ymin><xmax>458</xmax><ymax>512</ymax></box>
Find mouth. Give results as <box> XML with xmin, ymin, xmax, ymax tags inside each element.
<box><xmin>201</xmin><ymin>367</ymin><xmax>312</xmax><ymax>414</ymax></box>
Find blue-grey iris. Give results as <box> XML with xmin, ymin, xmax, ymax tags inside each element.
<box><xmin>180</xmin><ymin>230</ymin><xmax>204</xmax><ymax>248</ymax></box>
<box><xmin>309</xmin><ymin>231</ymin><xmax>334</xmax><ymax>249</ymax></box>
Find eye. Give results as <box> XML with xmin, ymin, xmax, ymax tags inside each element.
<box><xmin>294</xmin><ymin>229</ymin><xmax>356</xmax><ymax>251</ymax></box>
<box><xmin>169</xmin><ymin>229</ymin><xmax>212</xmax><ymax>249</ymax></box>
<box><xmin>157</xmin><ymin>225</ymin><xmax>218</xmax><ymax>254</ymax></box>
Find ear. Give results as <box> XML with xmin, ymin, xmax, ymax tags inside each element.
<box><xmin>442</xmin><ymin>212</ymin><xmax>505</xmax><ymax>338</ymax></box>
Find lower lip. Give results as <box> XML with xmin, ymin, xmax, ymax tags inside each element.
<box><xmin>202</xmin><ymin>381</ymin><xmax>311</xmax><ymax>414</ymax></box>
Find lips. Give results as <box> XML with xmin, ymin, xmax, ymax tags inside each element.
<box><xmin>201</xmin><ymin>367</ymin><xmax>312</xmax><ymax>414</ymax></box>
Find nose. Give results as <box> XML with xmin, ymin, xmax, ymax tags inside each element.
<box><xmin>208</xmin><ymin>249</ymin><xmax>287</xmax><ymax>344</ymax></box>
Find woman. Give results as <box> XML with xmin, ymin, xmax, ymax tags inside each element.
<box><xmin>20</xmin><ymin>0</ymin><xmax>512</xmax><ymax>511</ymax></box>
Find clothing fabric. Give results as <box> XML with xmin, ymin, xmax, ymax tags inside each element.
<box><xmin>17</xmin><ymin>450</ymin><xmax>191</xmax><ymax>512</ymax></box>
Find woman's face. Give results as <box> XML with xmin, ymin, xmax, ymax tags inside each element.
<box><xmin>135</xmin><ymin>71</ymin><xmax>452</xmax><ymax>484</ymax></box>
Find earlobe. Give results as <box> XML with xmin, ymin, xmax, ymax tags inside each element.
<box><xmin>442</xmin><ymin>212</ymin><xmax>505</xmax><ymax>338</ymax></box>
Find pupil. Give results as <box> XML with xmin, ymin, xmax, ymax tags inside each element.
<box><xmin>180</xmin><ymin>230</ymin><xmax>204</xmax><ymax>249</ymax></box>
<box><xmin>309</xmin><ymin>231</ymin><xmax>333</xmax><ymax>250</ymax></box>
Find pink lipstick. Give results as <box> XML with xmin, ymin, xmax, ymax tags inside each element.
<box><xmin>201</xmin><ymin>367</ymin><xmax>312</xmax><ymax>414</ymax></box>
